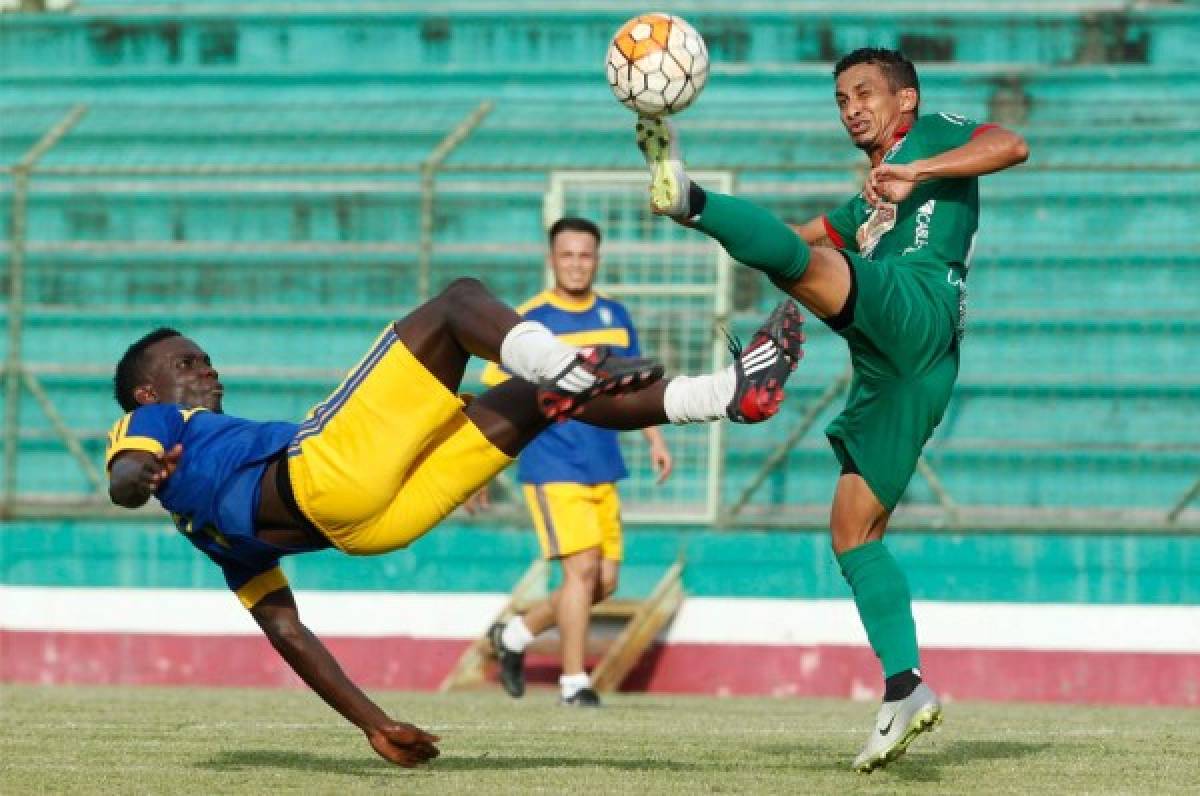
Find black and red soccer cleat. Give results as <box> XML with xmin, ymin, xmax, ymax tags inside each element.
<box><xmin>726</xmin><ymin>299</ymin><xmax>806</xmax><ymax>423</ymax></box>
<box><xmin>537</xmin><ymin>346</ymin><xmax>665</xmax><ymax>422</ymax></box>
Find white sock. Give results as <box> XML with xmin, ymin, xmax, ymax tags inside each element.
<box><xmin>501</xmin><ymin>615</ymin><xmax>535</xmax><ymax>653</ymax></box>
<box><xmin>499</xmin><ymin>321</ymin><xmax>595</xmax><ymax>390</ymax></box>
<box><xmin>662</xmin><ymin>368</ymin><xmax>735</xmax><ymax>424</ymax></box>
<box><xmin>559</xmin><ymin>671</ymin><xmax>591</xmax><ymax>699</ymax></box>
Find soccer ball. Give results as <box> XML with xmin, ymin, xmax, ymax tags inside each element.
<box><xmin>606</xmin><ymin>13</ymin><xmax>709</xmax><ymax>117</ymax></box>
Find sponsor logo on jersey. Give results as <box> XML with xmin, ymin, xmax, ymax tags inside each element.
<box><xmin>902</xmin><ymin>199</ymin><xmax>937</xmax><ymax>255</ymax></box>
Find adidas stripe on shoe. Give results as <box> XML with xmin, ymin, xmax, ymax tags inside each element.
<box><xmin>726</xmin><ymin>299</ymin><xmax>806</xmax><ymax>423</ymax></box>
<box><xmin>537</xmin><ymin>346</ymin><xmax>665</xmax><ymax>422</ymax></box>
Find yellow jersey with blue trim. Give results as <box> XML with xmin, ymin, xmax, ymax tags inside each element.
<box><xmin>106</xmin><ymin>404</ymin><xmax>310</xmax><ymax>605</ymax></box>
<box><xmin>481</xmin><ymin>291</ymin><xmax>639</xmax><ymax>485</ymax></box>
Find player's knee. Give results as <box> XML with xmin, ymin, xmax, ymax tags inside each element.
<box><xmin>830</xmin><ymin>519</ymin><xmax>887</xmax><ymax>555</ymax></box>
<box><xmin>829</xmin><ymin>520</ymin><xmax>870</xmax><ymax>555</ymax></box>
<box><xmin>396</xmin><ymin>277</ymin><xmax>490</xmax><ymax>334</ymax></box>
<box><xmin>562</xmin><ymin>549</ymin><xmax>602</xmax><ymax>586</ymax></box>
<box><xmin>440</xmin><ymin>276</ymin><xmax>488</xmax><ymax>303</ymax></box>
<box><xmin>597</xmin><ymin>572</ymin><xmax>618</xmax><ymax>601</ymax></box>
<box><xmin>578</xmin><ymin>560</ymin><xmax>602</xmax><ymax>587</ymax></box>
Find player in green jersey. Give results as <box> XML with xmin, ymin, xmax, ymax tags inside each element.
<box><xmin>635</xmin><ymin>48</ymin><xmax>1029</xmax><ymax>772</ymax></box>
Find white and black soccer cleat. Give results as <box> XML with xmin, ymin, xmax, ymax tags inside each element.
<box><xmin>726</xmin><ymin>299</ymin><xmax>806</xmax><ymax>423</ymax></box>
<box><xmin>853</xmin><ymin>682</ymin><xmax>943</xmax><ymax>773</ymax></box>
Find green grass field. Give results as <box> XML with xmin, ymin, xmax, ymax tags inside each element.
<box><xmin>1</xmin><ymin>685</ymin><xmax>1195</xmax><ymax>794</ymax></box>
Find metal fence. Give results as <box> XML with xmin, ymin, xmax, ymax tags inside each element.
<box><xmin>2</xmin><ymin>100</ymin><xmax>1198</xmax><ymax>532</ymax></box>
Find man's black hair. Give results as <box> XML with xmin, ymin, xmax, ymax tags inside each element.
<box><xmin>547</xmin><ymin>216</ymin><xmax>602</xmax><ymax>246</ymax></box>
<box><xmin>834</xmin><ymin>47</ymin><xmax>920</xmax><ymax>107</ymax></box>
<box><xmin>113</xmin><ymin>327</ymin><xmax>182</xmax><ymax>411</ymax></box>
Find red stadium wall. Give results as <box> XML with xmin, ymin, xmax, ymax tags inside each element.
<box><xmin>5</xmin><ymin>631</ymin><xmax>1198</xmax><ymax>707</ymax></box>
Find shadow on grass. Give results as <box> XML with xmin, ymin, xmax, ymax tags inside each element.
<box><xmin>753</xmin><ymin>739</ymin><xmax>1054</xmax><ymax>784</ymax></box>
<box><xmin>889</xmin><ymin>739</ymin><xmax>1056</xmax><ymax>784</ymax></box>
<box><xmin>198</xmin><ymin>749</ymin><xmax>701</xmax><ymax>775</ymax></box>
<box><xmin>939</xmin><ymin>739</ymin><xmax>1054</xmax><ymax>762</ymax></box>
<box><xmin>432</xmin><ymin>755</ymin><xmax>701</xmax><ymax>772</ymax></box>
<box><xmin>199</xmin><ymin>749</ymin><xmax>393</xmax><ymax>777</ymax></box>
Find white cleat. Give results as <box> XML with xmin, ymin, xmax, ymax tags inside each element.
<box><xmin>635</xmin><ymin>116</ymin><xmax>692</xmax><ymax>219</ymax></box>
<box><xmin>853</xmin><ymin>682</ymin><xmax>943</xmax><ymax>773</ymax></box>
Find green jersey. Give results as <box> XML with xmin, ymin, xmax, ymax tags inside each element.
<box><xmin>818</xmin><ymin>112</ymin><xmax>997</xmax><ymax>509</ymax></box>
<box><xmin>823</xmin><ymin>112</ymin><xmax>995</xmax><ymax>275</ymax></box>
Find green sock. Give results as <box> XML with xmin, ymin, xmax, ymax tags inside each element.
<box><xmin>837</xmin><ymin>540</ymin><xmax>920</xmax><ymax>678</ymax></box>
<box><xmin>693</xmin><ymin>190</ymin><xmax>811</xmax><ymax>282</ymax></box>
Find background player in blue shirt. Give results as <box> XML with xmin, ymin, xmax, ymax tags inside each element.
<box><xmin>106</xmin><ymin>277</ymin><xmax>804</xmax><ymax>767</ymax></box>
<box><xmin>481</xmin><ymin>218</ymin><xmax>672</xmax><ymax>707</ymax></box>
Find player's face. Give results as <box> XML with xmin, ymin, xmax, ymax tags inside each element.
<box><xmin>834</xmin><ymin>63</ymin><xmax>916</xmax><ymax>153</ymax></box>
<box><xmin>548</xmin><ymin>230</ymin><xmax>600</xmax><ymax>298</ymax></box>
<box><xmin>138</xmin><ymin>336</ymin><xmax>224</xmax><ymax>413</ymax></box>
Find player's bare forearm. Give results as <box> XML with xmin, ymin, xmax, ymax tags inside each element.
<box><xmin>108</xmin><ymin>469</ymin><xmax>151</xmax><ymax>508</ymax></box>
<box><xmin>641</xmin><ymin>426</ymin><xmax>673</xmax><ymax>483</ymax></box>
<box><xmin>108</xmin><ymin>453</ymin><xmax>158</xmax><ymax>508</ymax></box>
<box><xmin>911</xmin><ymin>127</ymin><xmax>1030</xmax><ymax>181</ymax></box>
<box><xmin>251</xmin><ymin>593</ymin><xmax>391</xmax><ymax>731</ymax></box>
<box><xmin>641</xmin><ymin>426</ymin><xmax>666</xmax><ymax>449</ymax></box>
<box><xmin>108</xmin><ymin>446</ymin><xmax>183</xmax><ymax>508</ymax></box>
<box><xmin>250</xmin><ymin>589</ymin><xmax>441</xmax><ymax>767</ymax></box>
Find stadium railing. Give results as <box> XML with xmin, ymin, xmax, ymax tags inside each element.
<box><xmin>1</xmin><ymin>98</ymin><xmax>1197</xmax><ymax>532</ymax></box>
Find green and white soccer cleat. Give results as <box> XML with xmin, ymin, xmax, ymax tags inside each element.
<box><xmin>635</xmin><ymin>116</ymin><xmax>692</xmax><ymax>218</ymax></box>
<box><xmin>852</xmin><ymin>682</ymin><xmax>943</xmax><ymax>773</ymax></box>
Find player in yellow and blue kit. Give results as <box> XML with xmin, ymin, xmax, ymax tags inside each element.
<box><xmin>481</xmin><ymin>218</ymin><xmax>672</xmax><ymax>707</ymax></box>
<box><xmin>105</xmin><ymin>277</ymin><xmax>805</xmax><ymax>767</ymax></box>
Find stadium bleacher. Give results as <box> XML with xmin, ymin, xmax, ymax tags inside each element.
<box><xmin>1</xmin><ymin>1</ymin><xmax>1197</xmax><ymax>523</ymax></box>
<box><xmin>2</xmin><ymin>3</ymin><xmax>1197</xmax><ymax>74</ymax></box>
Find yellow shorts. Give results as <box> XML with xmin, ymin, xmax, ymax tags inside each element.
<box><xmin>522</xmin><ymin>482</ymin><xmax>623</xmax><ymax>561</ymax></box>
<box><xmin>287</xmin><ymin>325</ymin><xmax>513</xmax><ymax>556</ymax></box>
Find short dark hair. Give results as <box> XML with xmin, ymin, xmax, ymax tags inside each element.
<box><xmin>113</xmin><ymin>327</ymin><xmax>181</xmax><ymax>411</ymax></box>
<box><xmin>834</xmin><ymin>48</ymin><xmax>920</xmax><ymax>107</ymax></box>
<box><xmin>547</xmin><ymin>216</ymin><xmax>602</xmax><ymax>247</ymax></box>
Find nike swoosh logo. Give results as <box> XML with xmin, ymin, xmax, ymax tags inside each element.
<box><xmin>878</xmin><ymin>715</ymin><xmax>895</xmax><ymax>736</ymax></box>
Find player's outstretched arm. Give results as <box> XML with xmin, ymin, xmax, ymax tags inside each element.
<box><xmin>249</xmin><ymin>588</ymin><xmax>441</xmax><ymax>768</ymax></box>
<box><xmin>867</xmin><ymin>126</ymin><xmax>1030</xmax><ymax>204</ymax></box>
<box><xmin>108</xmin><ymin>445</ymin><xmax>183</xmax><ymax>508</ymax></box>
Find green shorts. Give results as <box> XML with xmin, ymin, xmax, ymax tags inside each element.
<box><xmin>824</xmin><ymin>251</ymin><xmax>962</xmax><ymax>510</ymax></box>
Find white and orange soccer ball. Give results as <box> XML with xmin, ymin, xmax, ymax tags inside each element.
<box><xmin>606</xmin><ymin>13</ymin><xmax>709</xmax><ymax>117</ymax></box>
